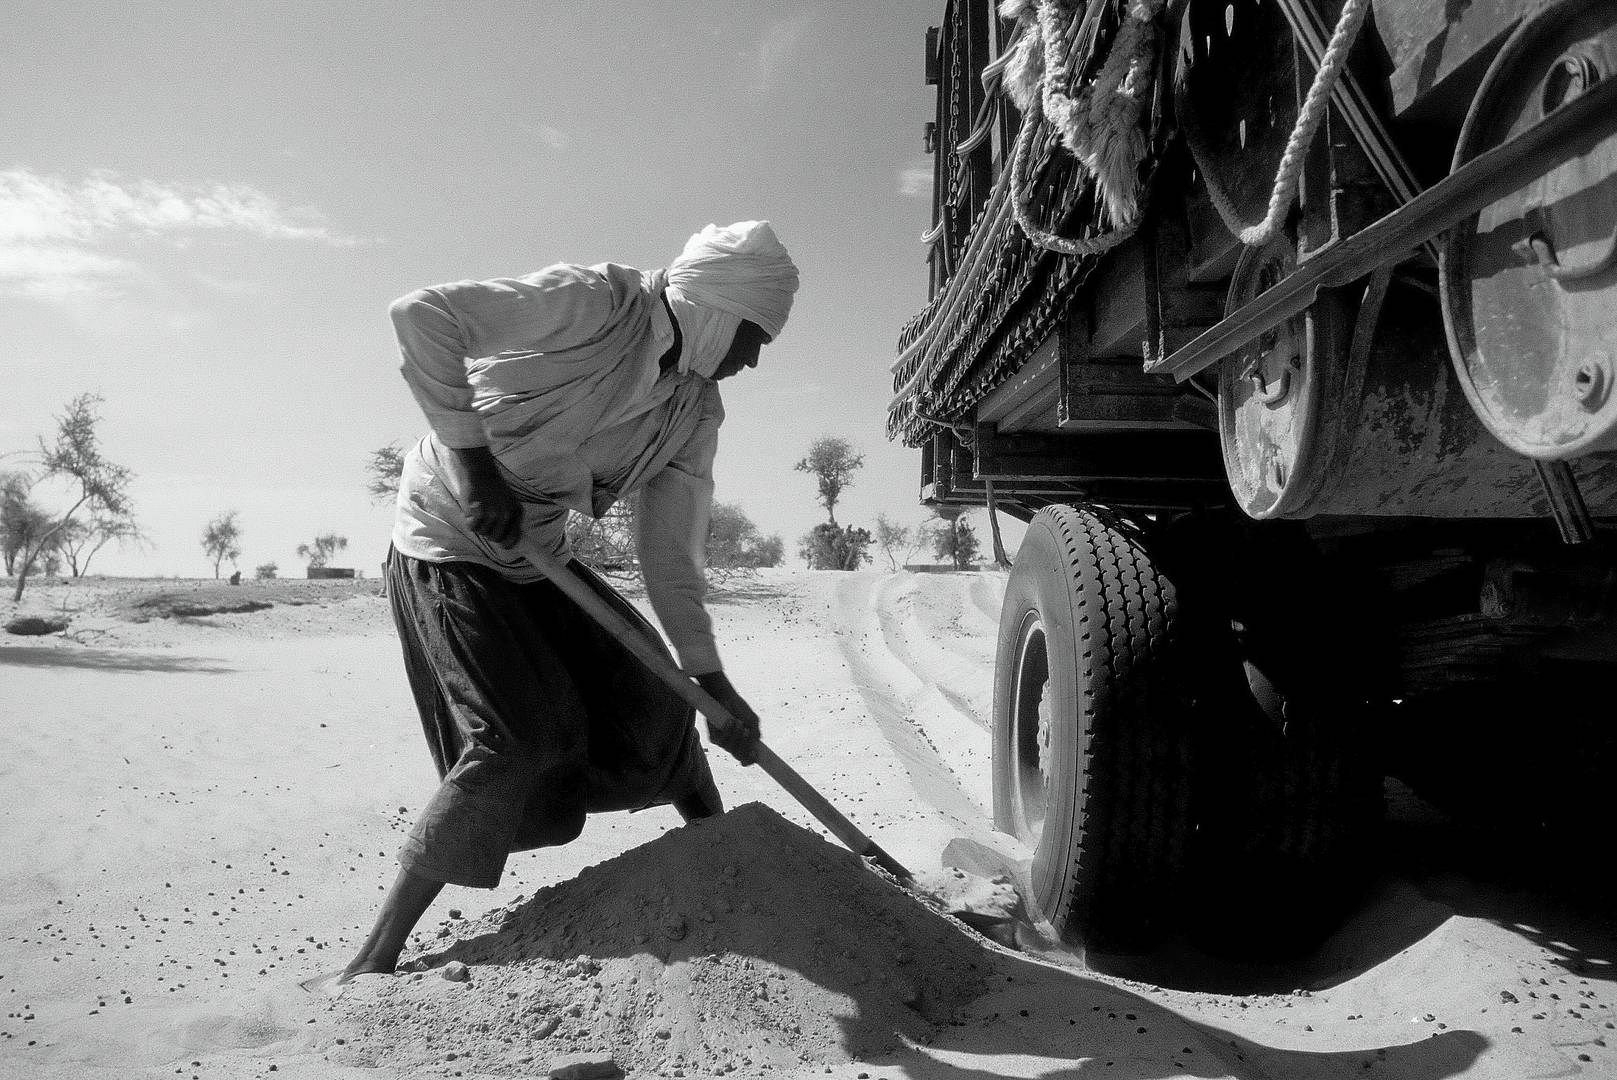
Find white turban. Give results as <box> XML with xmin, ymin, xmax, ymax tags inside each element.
<box><xmin>663</xmin><ymin>220</ymin><xmax>799</xmax><ymax>377</ymax></box>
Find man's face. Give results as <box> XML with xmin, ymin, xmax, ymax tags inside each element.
<box><xmin>710</xmin><ymin>320</ymin><xmax>772</xmax><ymax>381</ymax></box>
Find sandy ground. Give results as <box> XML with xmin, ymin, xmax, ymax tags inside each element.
<box><xmin>0</xmin><ymin>569</ymin><xmax>1613</xmax><ymax>1080</ymax></box>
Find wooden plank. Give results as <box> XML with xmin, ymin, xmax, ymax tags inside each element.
<box><xmin>973</xmin><ymin>423</ymin><xmax>1224</xmax><ymax>481</ymax></box>
<box><xmin>1087</xmin><ymin>239</ymin><xmax>1148</xmax><ymax>358</ymax></box>
<box><xmin>976</xmin><ymin>324</ymin><xmax>1063</xmax><ymax>431</ymax></box>
<box><xmin>1059</xmin><ymin>360</ymin><xmax>1183</xmax><ymax>426</ymax></box>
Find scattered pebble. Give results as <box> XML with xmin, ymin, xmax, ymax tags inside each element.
<box><xmin>440</xmin><ymin>961</ymin><xmax>469</xmax><ymax>983</ymax></box>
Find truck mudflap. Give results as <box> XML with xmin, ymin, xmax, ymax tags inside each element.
<box><xmin>1440</xmin><ymin>0</ymin><xmax>1617</xmax><ymax>461</ymax></box>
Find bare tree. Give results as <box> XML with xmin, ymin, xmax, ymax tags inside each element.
<box><xmin>567</xmin><ymin>500</ymin><xmax>637</xmax><ymax>577</ymax></box>
<box><xmin>57</xmin><ymin>513</ymin><xmax>145</xmax><ymax>577</ymax></box>
<box><xmin>874</xmin><ymin>512</ymin><xmax>923</xmax><ymax>571</ymax></box>
<box><xmin>298</xmin><ymin>533</ymin><xmax>349</xmax><ymax>569</ymax></box>
<box><xmin>202</xmin><ymin>511</ymin><xmax>244</xmax><ymax>578</ymax></box>
<box><xmin>793</xmin><ymin>436</ymin><xmax>864</xmax><ymax>527</ymax></box>
<box><xmin>366</xmin><ymin>443</ymin><xmax>407</xmax><ymax>504</ymax></box>
<box><xmin>9</xmin><ymin>394</ymin><xmax>135</xmax><ymax>602</ymax></box>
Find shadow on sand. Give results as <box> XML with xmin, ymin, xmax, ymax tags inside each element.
<box><xmin>861</xmin><ymin>946</ymin><xmax>1488</xmax><ymax>1080</ymax></box>
<box><xmin>325</xmin><ymin>805</ymin><xmax>1489</xmax><ymax>1080</ymax></box>
<box><xmin>949</xmin><ymin>781</ymin><xmax>1616</xmax><ymax>1002</ymax></box>
<box><xmin>0</xmin><ymin>644</ymin><xmax>236</xmax><ymax>674</ymax></box>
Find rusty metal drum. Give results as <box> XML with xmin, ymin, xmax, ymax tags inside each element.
<box><xmin>1440</xmin><ymin>0</ymin><xmax>1617</xmax><ymax>460</ymax></box>
<box><xmin>1218</xmin><ymin>239</ymin><xmax>1566</xmax><ymax>521</ymax></box>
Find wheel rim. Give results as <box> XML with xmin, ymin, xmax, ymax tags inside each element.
<box><xmin>1008</xmin><ymin>609</ymin><xmax>1053</xmax><ymax>840</ymax></box>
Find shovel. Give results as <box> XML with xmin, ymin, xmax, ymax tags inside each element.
<box><xmin>510</xmin><ymin>538</ymin><xmax>911</xmax><ymax>882</ymax></box>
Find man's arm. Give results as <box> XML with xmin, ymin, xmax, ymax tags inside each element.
<box><xmin>443</xmin><ymin>445</ymin><xmax>522</xmax><ymax>548</ymax></box>
<box><xmin>636</xmin><ymin>462</ymin><xmax>760</xmax><ymax>764</ymax></box>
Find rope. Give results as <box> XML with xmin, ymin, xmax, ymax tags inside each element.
<box><xmin>1231</xmin><ymin>0</ymin><xmax>1373</xmax><ymax>246</ymax></box>
<box><xmin>1010</xmin><ymin>106</ymin><xmax>1141</xmax><ymax>255</ymax></box>
<box><xmin>1005</xmin><ymin>0</ymin><xmax>1165</xmax><ymax>255</ymax></box>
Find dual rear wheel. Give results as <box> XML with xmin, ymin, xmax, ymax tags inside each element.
<box><xmin>992</xmin><ymin>504</ymin><xmax>1381</xmax><ymax>952</ymax></box>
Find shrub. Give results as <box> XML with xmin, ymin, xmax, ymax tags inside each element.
<box><xmin>6</xmin><ymin>614</ymin><xmax>68</xmax><ymax>636</ymax></box>
<box><xmin>799</xmin><ymin>523</ymin><xmax>872</xmax><ymax>571</ymax></box>
<box><xmin>930</xmin><ymin>508</ymin><xmax>981</xmax><ymax>570</ymax></box>
<box><xmin>707</xmin><ymin>502</ymin><xmax>784</xmax><ymax>569</ymax></box>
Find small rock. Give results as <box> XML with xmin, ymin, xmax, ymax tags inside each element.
<box><xmin>547</xmin><ymin>1051</ymin><xmax>622</xmax><ymax>1079</ymax></box>
<box><xmin>440</xmin><ymin>961</ymin><xmax>470</xmax><ymax>982</ymax></box>
<box><xmin>533</xmin><ymin>1016</ymin><xmax>561</xmax><ymax>1038</ymax></box>
<box><xmin>561</xmin><ymin>956</ymin><xmax>600</xmax><ymax>978</ymax></box>
<box><xmin>662</xmin><ymin>916</ymin><xmax>687</xmax><ymax>941</ymax></box>
<box><xmin>1500</xmin><ymin>991</ymin><xmax>1520</xmax><ymax>1004</ymax></box>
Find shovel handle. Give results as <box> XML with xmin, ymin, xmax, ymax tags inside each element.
<box><xmin>510</xmin><ymin>539</ymin><xmax>911</xmax><ymax>881</ymax></box>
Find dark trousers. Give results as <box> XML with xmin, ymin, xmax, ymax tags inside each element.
<box><xmin>386</xmin><ymin>550</ymin><xmax>715</xmax><ymax>888</ymax></box>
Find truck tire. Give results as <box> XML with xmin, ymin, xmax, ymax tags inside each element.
<box><xmin>1188</xmin><ymin>679</ymin><xmax>1383</xmax><ymax>954</ymax></box>
<box><xmin>1167</xmin><ymin>518</ymin><xmax>1386</xmax><ymax>955</ymax></box>
<box><xmin>992</xmin><ymin>504</ymin><xmax>1194</xmax><ymax>947</ymax></box>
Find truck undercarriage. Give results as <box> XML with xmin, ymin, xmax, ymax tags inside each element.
<box><xmin>891</xmin><ymin>0</ymin><xmax>1617</xmax><ymax>952</ymax></box>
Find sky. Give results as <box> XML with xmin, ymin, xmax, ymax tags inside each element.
<box><xmin>2</xmin><ymin>0</ymin><xmax>1009</xmax><ymax>578</ymax></box>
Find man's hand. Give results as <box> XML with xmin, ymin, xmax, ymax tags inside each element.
<box><xmin>694</xmin><ymin>670</ymin><xmax>760</xmax><ymax>765</ymax></box>
<box><xmin>446</xmin><ymin>445</ymin><xmax>522</xmax><ymax>548</ymax></box>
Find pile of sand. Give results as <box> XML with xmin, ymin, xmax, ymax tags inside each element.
<box><xmin>331</xmin><ymin>803</ymin><xmax>991</xmax><ymax>1077</ymax></box>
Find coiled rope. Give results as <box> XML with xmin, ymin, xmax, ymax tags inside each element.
<box><xmin>1007</xmin><ymin>0</ymin><xmax>1165</xmax><ymax>255</ymax></box>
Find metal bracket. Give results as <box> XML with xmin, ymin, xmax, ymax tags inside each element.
<box><xmin>1145</xmin><ymin>74</ymin><xmax>1617</xmax><ymax>381</ymax></box>
<box><xmin>1512</xmin><ymin>206</ymin><xmax>1617</xmax><ymax>281</ymax></box>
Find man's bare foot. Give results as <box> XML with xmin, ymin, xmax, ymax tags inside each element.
<box><xmin>333</xmin><ymin>866</ymin><xmax>445</xmax><ymax>992</ymax></box>
<box><xmin>337</xmin><ymin>954</ymin><xmax>398</xmax><ymax>984</ymax></box>
<box><xmin>299</xmin><ymin>968</ymin><xmax>383</xmax><ymax>999</ymax></box>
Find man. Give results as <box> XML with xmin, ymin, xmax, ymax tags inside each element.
<box><xmin>339</xmin><ymin>221</ymin><xmax>798</xmax><ymax>982</ymax></box>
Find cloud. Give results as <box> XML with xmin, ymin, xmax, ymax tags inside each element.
<box><xmin>898</xmin><ymin>163</ymin><xmax>933</xmax><ymax>198</ymax></box>
<box><xmin>0</xmin><ymin>244</ymin><xmax>131</xmax><ymax>299</ymax></box>
<box><xmin>751</xmin><ymin>14</ymin><xmax>815</xmax><ymax>94</ymax></box>
<box><xmin>0</xmin><ymin>168</ymin><xmax>357</xmax><ymax>299</ymax></box>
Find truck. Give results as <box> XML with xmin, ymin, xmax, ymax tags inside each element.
<box><xmin>890</xmin><ymin>0</ymin><xmax>1616</xmax><ymax>954</ymax></box>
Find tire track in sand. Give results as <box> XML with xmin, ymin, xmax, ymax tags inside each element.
<box><xmin>823</xmin><ymin>572</ymin><xmax>995</xmax><ymax>822</ymax></box>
